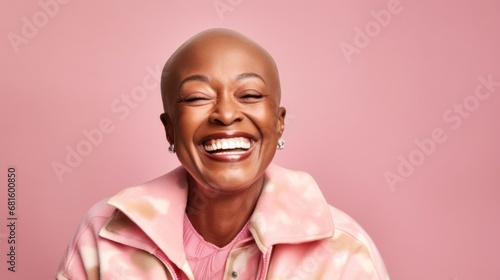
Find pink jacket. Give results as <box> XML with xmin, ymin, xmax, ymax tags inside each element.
<box><xmin>57</xmin><ymin>164</ymin><xmax>389</xmax><ymax>279</ymax></box>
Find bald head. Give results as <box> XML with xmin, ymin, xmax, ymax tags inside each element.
<box><xmin>160</xmin><ymin>28</ymin><xmax>281</xmax><ymax>113</ymax></box>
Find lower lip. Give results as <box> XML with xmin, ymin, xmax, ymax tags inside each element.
<box><xmin>202</xmin><ymin>145</ymin><xmax>254</xmax><ymax>162</ymax></box>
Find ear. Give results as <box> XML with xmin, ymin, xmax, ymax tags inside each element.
<box><xmin>276</xmin><ymin>107</ymin><xmax>286</xmax><ymax>137</ymax></box>
<box><xmin>160</xmin><ymin>113</ymin><xmax>174</xmax><ymax>144</ymax></box>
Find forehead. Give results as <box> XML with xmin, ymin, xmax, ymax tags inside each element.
<box><xmin>172</xmin><ymin>38</ymin><xmax>275</xmax><ymax>81</ymax></box>
<box><xmin>165</xmin><ymin>31</ymin><xmax>277</xmax><ymax>80</ymax></box>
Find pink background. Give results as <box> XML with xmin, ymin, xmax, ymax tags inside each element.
<box><xmin>1</xmin><ymin>0</ymin><xmax>499</xmax><ymax>279</ymax></box>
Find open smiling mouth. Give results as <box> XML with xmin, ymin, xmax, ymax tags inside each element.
<box><xmin>203</xmin><ymin>137</ymin><xmax>253</xmax><ymax>155</ymax></box>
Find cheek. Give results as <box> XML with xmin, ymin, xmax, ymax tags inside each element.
<box><xmin>253</xmin><ymin>106</ymin><xmax>281</xmax><ymax>136</ymax></box>
<box><xmin>173</xmin><ymin>109</ymin><xmax>204</xmax><ymax>141</ymax></box>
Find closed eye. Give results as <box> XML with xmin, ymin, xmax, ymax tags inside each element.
<box><xmin>184</xmin><ymin>96</ymin><xmax>209</xmax><ymax>102</ymax></box>
<box><xmin>239</xmin><ymin>92</ymin><xmax>264</xmax><ymax>103</ymax></box>
<box><xmin>242</xmin><ymin>94</ymin><xmax>262</xmax><ymax>99</ymax></box>
<box><xmin>177</xmin><ymin>93</ymin><xmax>213</xmax><ymax>105</ymax></box>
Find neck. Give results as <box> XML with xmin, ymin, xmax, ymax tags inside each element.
<box><xmin>185</xmin><ymin>176</ymin><xmax>264</xmax><ymax>247</ymax></box>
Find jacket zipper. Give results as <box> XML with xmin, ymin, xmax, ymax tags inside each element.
<box><xmin>258</xmin><ymin>251</ymin><xmax>270</xmax><ymax>280</ymax></box>
<box><xmin>154</xmin><ymin>252</ymin><xmax>179</xmax><ymax>280</ymax></box>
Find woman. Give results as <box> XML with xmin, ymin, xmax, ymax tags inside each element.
<box><xmin>57</xmin><ymin>28</ymin><xmax>389</xmax><ymax>279</ymax></box>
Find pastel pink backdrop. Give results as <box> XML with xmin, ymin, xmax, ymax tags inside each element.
<box><xmin>1</xmin><ymin>0</ymin><xmax>499</xmax><ymax>279</ymax></box>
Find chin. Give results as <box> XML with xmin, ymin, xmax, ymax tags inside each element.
<box><xmin>202</xmin><ymin>167</ymin><xmax>264</xmax><ymax>193</ymax></box>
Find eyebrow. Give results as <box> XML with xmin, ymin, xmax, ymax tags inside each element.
<box><xmin>236</xmin><ymin>72</ymin><xmax>267</xmax><ymax>85</ymax></box>
<box><xmin>178</xmin><ymin>75</ymin><xmax>210</xmax><ymax>90</ymax></box>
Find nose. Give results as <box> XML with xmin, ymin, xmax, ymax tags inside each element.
<box><xmin>209</xmin><ymin>97</ymin><xmax>243</xmax><ymax>126</ymax></box>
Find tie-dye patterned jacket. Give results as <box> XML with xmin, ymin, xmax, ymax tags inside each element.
<box><xmin>56</xmin><ymin>164</ymin><xmax>389</xmax><ymax>279</ymax></box>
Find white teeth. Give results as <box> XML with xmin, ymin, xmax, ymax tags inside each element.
<box><xmin>214</xmin><ymin>150</ymin><xmax>245</xmax><ymax>155</ymax></box>
<box><xmin>204</xmin><ymin>137</ymin><xmax>252</xmax><ymax>152</ymax></box>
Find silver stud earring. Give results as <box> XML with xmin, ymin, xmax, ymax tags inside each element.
<box><xmin>277</xmin><ymin>138</ymin><xmax>285</xmax><ymax>150</ymax></box>
<box><xmin>168</xmin><ymin>144</ymin><xmax>175</xmax><ymax>153</ymax></box>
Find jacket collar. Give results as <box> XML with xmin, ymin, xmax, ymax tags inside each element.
<box><xmin>102</xmin><ymin>166</ymin><xmax>190</xmax><ymax>274</ymax></box>
<box><xmin>249</xmin><ymin>164</ymin><xmax>334</xmax><ymax>252</ymax></box>
<box><xmin>100</xmin><ymin>164</ymin><xmax>334</xmax><ymax>270</ymax></box>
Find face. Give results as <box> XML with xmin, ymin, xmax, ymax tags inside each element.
<box><xmin>160</xmin><ymin>31</ymin><xmax>285</xmax><ymax>194</ymax></box>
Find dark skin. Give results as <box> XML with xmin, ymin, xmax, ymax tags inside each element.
<box><xmin>160</xmin><ymin>29</ymin><xmax>285</xmax><ymax>247</ymax></box>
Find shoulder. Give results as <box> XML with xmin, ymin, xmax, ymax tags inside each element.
<box><xmin>329</xmin><ymin>206</ymin><xmax>373</xmax><ymax>244</ymax></box>
<box><xmin>56</xmin><ymin>198</ymin><xmax>117</xmax><ymax>279</ymax></box>
<box><xmin>64</xmin><ymin>198</ymin><xmax>117</xmax><ymax>250</ymax></box>
<box><xmin>86</xmin><ymin>197</ymin><xmax>117</xmax><ymax>217</ymax></box>
<box><xmin>326</xmin><ymin>205</ymin><xmax>389</xmax><ymax>279</ymax></box>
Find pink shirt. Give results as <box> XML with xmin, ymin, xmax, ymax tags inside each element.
<box><xmin>183</xmin><ymin>214</ymin><xmax>259</xmax><ymax>279</ymax></box>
